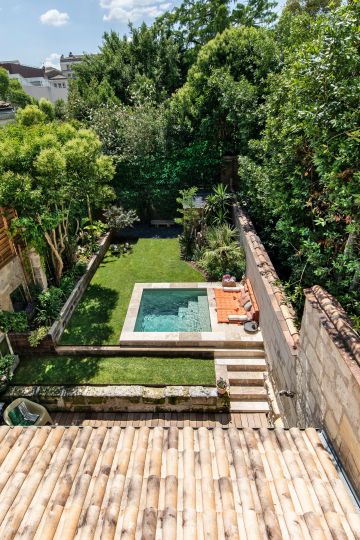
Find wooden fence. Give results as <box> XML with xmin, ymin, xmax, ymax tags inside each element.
<box><xmin>0</xmin><ymin>208</ymin><xmax>17</xmax><ymax>270</ymax></box>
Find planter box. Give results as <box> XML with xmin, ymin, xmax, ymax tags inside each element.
<box><xmin>8</xmin><ymin>233</ymin><xmax>112</xmax><ymax>355</ymax></box>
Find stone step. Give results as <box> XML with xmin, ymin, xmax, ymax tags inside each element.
<box><xmin>230</xmin><ymin>401</ymin><xmax>270</xmax><ymax>413</ymax></box>
<box><xmin>215</xmin><ymin>348</ymin><xmax>264</xmax><ymax>358</ymax></box>
<box><xmin>216</xmin><ymin>358</ymin><xmax>267</xmax><ymax>371</ymax></box>
<box><xmin>230</xmin><ymin>386</ymin><xmax>268</xmax><ymax>400</ymax></box>
<box><xmin>55</xmin><ymin>346</ymin><xmax>214</xmax><ymax>358</ymax></box>
<box><xmin>227</xmin><ymin>371</ymin><xmax>265</xmax><ymax>386</ymax></box>
<box><xmin>119</xmin><ymin>340</ymin><xmax>263</xmax><ymax>349</ymax></box>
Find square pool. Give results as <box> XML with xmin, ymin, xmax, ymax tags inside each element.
<box><xmin>134</xmin><ymin>288</ymin><xmax>211</xmax><ymax>332</ymax></box>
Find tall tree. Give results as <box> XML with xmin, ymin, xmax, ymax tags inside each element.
<box><xmin>0</xmin><ymin>106</ymin><xmax>115</xmax><ymax>282</ymax></box>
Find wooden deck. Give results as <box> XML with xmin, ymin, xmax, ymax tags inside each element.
<box><xmin>52</xmin><ymin>411</ymin><xmax>270</xmax><ymax>428</ymax></box>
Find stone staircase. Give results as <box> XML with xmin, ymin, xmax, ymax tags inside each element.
<box><xmin>214</xmin><ymin>346</ymin><xmax>270</xmax><ymax>413</ymax></box>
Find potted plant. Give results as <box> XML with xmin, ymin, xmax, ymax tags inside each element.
<box><xmin>0</xmin><ymin>354</ymin><xmax>16</xmax><ymax>394</ymax></box>
<box><xmin>216</xmin><ymin>377</ymin><xmax>228</xmax><ymax>395</ymax></box>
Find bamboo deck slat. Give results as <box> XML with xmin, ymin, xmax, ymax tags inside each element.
<box><xmin>0</xmin><ymin>426</ymin><xmax>358</xmax><ymax>540</ymax></box>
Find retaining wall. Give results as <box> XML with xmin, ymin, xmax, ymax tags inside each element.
<box><xmin>4</xmin><ymin>384</ymin><xmax>228</xmax><ymax>413</ymax></box>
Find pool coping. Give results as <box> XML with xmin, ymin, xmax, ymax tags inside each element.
<box><xmin>120</xmin><ymin>283</ymin><xmax>263</xmax><ymax>346</ymax></box>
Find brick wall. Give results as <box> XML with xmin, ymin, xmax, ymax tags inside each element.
<box><xmin>233</xmin><ymin>204</ymin><xmax>299</xmax><ymax>425</ymax></box>
<box><xmin>298</xmin><ymin>286</ymin><xmax>360</xmax><ymax>495</ymax></box>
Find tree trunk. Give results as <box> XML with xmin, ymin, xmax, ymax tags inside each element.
<box><xmin>44</xmin><ymin>230</ymin><xmax>64</xmax><ymax>284</ymax></box>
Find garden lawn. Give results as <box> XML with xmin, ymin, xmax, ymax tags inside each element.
<box><xmin>13</xmin><ymin>356</ymin><xmax>215</xmax><ymax>386</ymax></box>
<box><xmin>61</xmin><ymin>238</ymin><xmax>204</xmax><ymax>345</ymax></box>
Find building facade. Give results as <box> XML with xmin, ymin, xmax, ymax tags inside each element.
<box><xmin>0</xmin><ymin>61</ymin><xmax>68</xmax><ymax>103</ymax></box>
<box><xmin>60</xmin><ymin>52</ymin><xmax>84</xmax><ymax>79</ymax></box>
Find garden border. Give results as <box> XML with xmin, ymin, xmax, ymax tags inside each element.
<box><xmin>8</xmin><ymin>232</ymin><xmax>112</xmax><ymax>355</ymax></box>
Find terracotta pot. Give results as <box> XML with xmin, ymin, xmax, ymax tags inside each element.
<box><xmin>217</xmin><ymin>386</ymin><xmax>228</xmax><ymax>395</ymax></box>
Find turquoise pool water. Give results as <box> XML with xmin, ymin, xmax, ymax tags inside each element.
<box><xmin>134</xmin><ymin>289</ymin><xmax>211</xmax><ymax>332</ymax></box>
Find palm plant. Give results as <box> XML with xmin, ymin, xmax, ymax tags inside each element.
<box><xmin>205</xmin><ymin>184</ymin><xmax>233</xmax><ymax>226</ymax></box>
<box><xmin>200</xmin><ymin>224</ymin><xmax>245</xmax><ymax>280</ymax></box>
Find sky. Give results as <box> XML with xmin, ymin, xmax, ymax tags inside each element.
<box><xmin>0</xmin><ymin>0</ymin><xmax>284</xmax><ymax>69</ymax></box>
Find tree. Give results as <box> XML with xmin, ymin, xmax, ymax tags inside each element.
<box><xmin>16</xmin><ymin>104</ymin><xmax>46</xmax><ymax>126</ymax></box>
<box><xmin>169</xmin><ymin>26</ymin><xmax>279</xmax><ymax>154</ymax></box>
<box><xmin>68</xmin><ymin>24</ymin><xmax>182</xmax><ymax>116</ymax></box>
<box><xmin>156</xmin><ymin>0</ymin><xmax>277</xmax><ymax>69</ymax></box>
<box><xmin>0</xmin><ymin>67</ymin><xmax>31</xmax><ymax>108</ymax></box>
<box><xmin>238</xmin><ymin>2</ymin><xmax>360</xmax><ymax>321</ymax></box>
<box><xmin>54</xmin><ymin>99</ymin><xmax>67</xmax><ymax>120</ymax></box>
<box><xmin>0</xmin><ymin>108</ymin><xmax>115</xmax><ymax>282</ymax></box>
<box><xmin>38</xmin><ymin>98</ymin><xmax>55</xmax><ymax>121</ymax></box>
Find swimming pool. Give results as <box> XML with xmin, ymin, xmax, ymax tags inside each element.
<box><xmin>134</xmin><ymin>288</ymin><xmax>212</xmax><ymax>332</ymax></box>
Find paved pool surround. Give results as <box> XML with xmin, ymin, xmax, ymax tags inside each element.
<box><xmin>120</xmin><ymin>282</ymin><xmax>263</xmax><ymax>346</ymax></box>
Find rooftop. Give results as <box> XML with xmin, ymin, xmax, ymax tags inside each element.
<box><xmin>0</xmin><ymin>425</ymin><xmax>358</xmax><ymax>539</ymax></box>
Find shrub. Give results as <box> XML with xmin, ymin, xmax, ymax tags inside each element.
<box><xmin>199</xmin><ymin>225</ymin><xmax>246</xmax><ymax>280</ymax></box>
<box><xmin>0</xmin><ymin>354</ymin><xmax>15</xmax><ymax>386</ymax></box>
<box><xmin>0</xmin><ymin>311</ymin><xmax>28</xmax><ymax>333</ymax></box>
<box><xmin>28</xmin><ymin>326</ymin><xmax>49</xmax><ymax>347</ymax></box>
<box><xmin>35</xmin><ymin>287</ymin><xmax>65</xmax><ymax>326</ymax></box>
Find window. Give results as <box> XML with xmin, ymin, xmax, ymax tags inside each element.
<box><xmin>10</xmin><ymin>285</ymin><xmax>27</xmax><ymax>312</ymax></box>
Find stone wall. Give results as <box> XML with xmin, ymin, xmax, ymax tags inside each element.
<box><xmin>0</xmin><ymin>256</ymin><xmax>28</xmax><ymax>311</ymax></box>
<box><xmin>4</xmin><ymin>384</ymin><xmax>228</xmax><ymax>413</ymax></box>
<box><xmin>233</xmin><ymin>202</ymin><xmax>360</xmax><ymax>494</ymax></box>
<box><xmin>298</xmin><ymin>286</ymin><xmax>360</xmax><ymax>495</ymax></box>
<box><xmin>233</xmin><ymin>204</ymin><xmax>299</xmax><ymax>425</ymax></box>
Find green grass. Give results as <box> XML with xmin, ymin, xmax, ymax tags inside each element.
<box><xmin>13</xmin><ymin>356</ymin><xmax>215</xmax><ymax>386</ymax></box>
<box><xmin>61</xmin><ymin>238</ymin><xmax>204</xmax><ymax>345</ymax></box>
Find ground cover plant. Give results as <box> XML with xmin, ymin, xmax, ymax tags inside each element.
<box><xmin>13</xmin><ymin>355</ymin><xmax>215</xmax><ymax>386</ymax></box>
<box><xmin>61</xmin><ymin>237</ymin><xmax>205</xmax><ymax>345</ymax></box>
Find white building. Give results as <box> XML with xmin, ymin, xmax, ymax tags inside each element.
<box><xmin>60</xmin><ymin>52</ymin><xmax>84</xmax><ymax>79</ymax></box>
<box><xmin>0</xmin><ymin>61</ymin><xmax>68</xmax><ymax>103</ymax></box>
